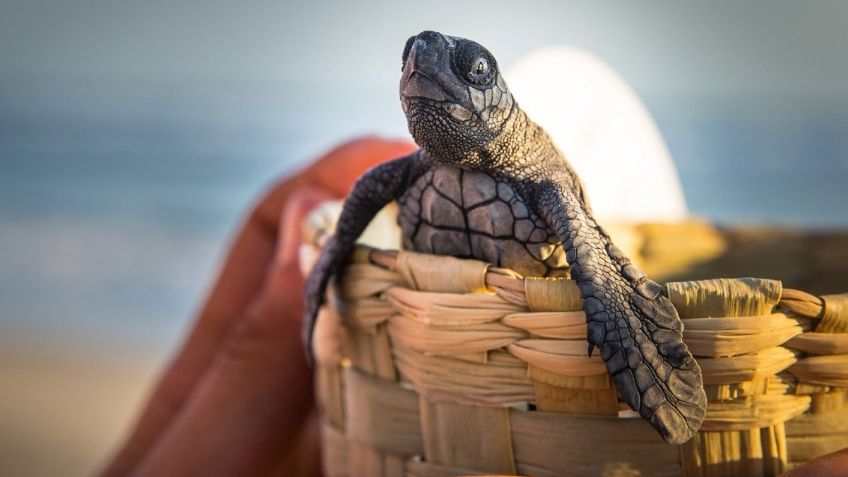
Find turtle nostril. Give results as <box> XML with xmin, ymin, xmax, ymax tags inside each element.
<box><xmin>413</xmin><ymin>38</ymin><xmax>427</xmax><ymax>53</ymax></box>
<box><xmin>417</xmin><ymin>30</ymin><xmax>444</xmax><ymax>45</ymax></box>
<box><xmin>411</xmin><ymin>37</ymin><xmax>442</xmax><ymax>71</ymax></box>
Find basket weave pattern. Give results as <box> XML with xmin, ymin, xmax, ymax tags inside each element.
<box><xmin>303</xmin><ymin>240</ymin><xmax>848</xmax><ymax>477</ymax></box>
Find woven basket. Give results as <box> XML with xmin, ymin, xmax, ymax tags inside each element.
<box><xmin>301</xmin><ymin>205</ymin><xmax>848</xmax><ymax>477</ymax></box>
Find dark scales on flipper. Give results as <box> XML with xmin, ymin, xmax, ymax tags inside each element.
<box><xmin>303</xmin><ymin>30</ymin><xmax>707</xmax><ymax>444</ymax></box>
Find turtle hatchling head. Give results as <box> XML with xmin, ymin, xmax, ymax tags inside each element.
<box><xmin>399</xmin><ymin>31</ymin><xmax>516</xmax><ymax>166</ymax></box>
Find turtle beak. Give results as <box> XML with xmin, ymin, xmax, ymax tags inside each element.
<box><xmin>400</xmin><ymin>36</ymin><xmax>447</xmax><ymax>102</ymax></box>
<box><xmin>402</xmin><ymin>71</ymin><xmax>446</xmax><ymax>101</ymax></box>
<box><xmin>399</xmin><ymin>31</ymin><xmax>471</xmax><ymax>109</ymax></box>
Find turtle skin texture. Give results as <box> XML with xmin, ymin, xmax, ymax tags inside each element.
<box><xmin>303</xmin><ymin>30</ymin><xmax>708</xmax><ymax>445</ymax></box>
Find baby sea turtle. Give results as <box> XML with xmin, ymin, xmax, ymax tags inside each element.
<box><xmin>303</xmin><ymin>30</ymin><xmax>707</xmax><ymax>444</ymax></box>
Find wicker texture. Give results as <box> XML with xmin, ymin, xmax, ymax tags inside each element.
<box><xmin>301</xmin><ymin>218</ymin><xmax>848</xmax><ymax>477</ymax></box>
<box><xmin>779</xmin><ymin>291</ymin><xmax>848</xmax><ymax>467</ymax></box>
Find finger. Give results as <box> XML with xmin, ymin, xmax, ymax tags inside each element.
<box><xmin>270</xmin><ymin>407</ymin><xmax>322</xmax><ymax>477</ymax></box>
<box><xmin>132</xmin><ymin>265</ymin><xmax>314</xmax><ymax>477</ymax></box>
<box><xmin>275</xmin><ymin>186</ymin><xmax>335</xmax><ymax>270</ymax></box>
<box><xmin>98</xmin><ymin>204</ymin><xmax>279</xmax><ymax>477</ymax></box>
<box><xmin>98</xmin><ymin>136</ymin><xmax>413</xmax><ymax>476</ymax></box>
<box><xmin>781</xmin><ymin>448</ymin><xmax>848</xmax><ymax>477</ymax></box>
<box><xmin>248</xmin><ymin>135</ymin><xmax>415</xmax><ymax>239</ymax></box>
<box><xmin>130</xmin><ymin>188</ymin><xmax>329</xmax><ymax>475</ymax></box>
<box><xmin>306</xmin><ymin>135</ymin><xmax>417</xmax><ymax>197</ymax></box>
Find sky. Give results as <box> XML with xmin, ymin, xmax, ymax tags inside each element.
<box><xmin>4</xmin><ymin>1</ymin><xmax>848</xmax><ymax>96</ymax></box>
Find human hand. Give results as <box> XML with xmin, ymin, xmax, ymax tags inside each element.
<box><xmin>780</xmin><ymin>448</ymin><xmax>848</xmax><ymax>477</ymax></box>
<box><xmin>98</xmin><ymin>136</ymin><xmax>416</xmax><ymax>477</ymax></box>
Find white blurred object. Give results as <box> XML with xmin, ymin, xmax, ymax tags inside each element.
<box><xmin>507</xmin><ymin>47</ymin><xmax>687</xmax><ymax>223</ymax></box>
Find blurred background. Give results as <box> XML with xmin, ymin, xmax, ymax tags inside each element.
<box><xmin>2</xmin><ymin>1</ymin><xmax>847</xmax><ymax>475</ymax></box>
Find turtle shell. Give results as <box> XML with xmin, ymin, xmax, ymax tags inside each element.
<box><xmin>398</xmin><ymin>164</ymin><xmax>569</xmax><ymax>278</ymax></box>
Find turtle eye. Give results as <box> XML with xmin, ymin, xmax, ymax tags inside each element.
<box><xmin>466</xmin><ymin>56</ymin><xmax>494</xmax><ymax>85</ymax></box>
<box><xmin>473</xmin><ymin>58</ymin><xmax>489</xmax><ymax>75</ymax></box>
<box><xmin>453</xmin><ymin>41</ymin><xmax>496</xmax><ymax>85</ymax></box>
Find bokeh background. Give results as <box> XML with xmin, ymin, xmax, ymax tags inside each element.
<box><xmin>2</xmin><ymin>1</ymin><xmax>847</xmax><ymax>475</ymax></box>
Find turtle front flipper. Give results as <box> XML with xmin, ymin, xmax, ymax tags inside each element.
<box><xmin>303</xmin><ymin>152</ymin><xmax>425</xmax><ymax>362</ymax></box>
<box><xmin>534</xmin><ymin>180</ymin><xmax>707</xmax><ymax>445</ymax></box>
